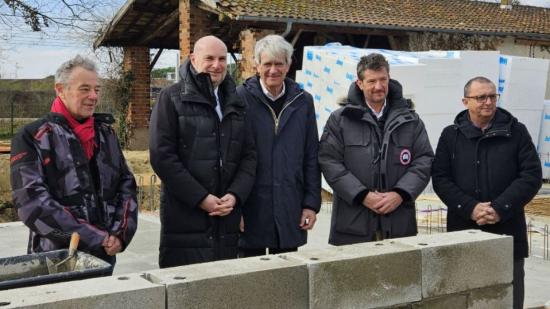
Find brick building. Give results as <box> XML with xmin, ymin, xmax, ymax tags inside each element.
<box><xmin>94</xmin><ymin>0</ymin><xmax>550</xmax><ymax>149</ymax></box>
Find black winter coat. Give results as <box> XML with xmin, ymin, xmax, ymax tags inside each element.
<box><xmin>236</xmin><ymin>76</ymin><xmax>321</xmax><ymax>249</ymax></box>
<box><xmin>319</xmin><ymin>80</ymin><xmax>433</xmax><ymax>245</ymax></box>
<box><xmin>432</xmin><ymin>108</ymin><xmax>541</xmax><ymax>259</ymax></box>
<box><xmin>149</xmin><ymin>60</ymin><xmax>256</xmax><ymax>267</ymax></box>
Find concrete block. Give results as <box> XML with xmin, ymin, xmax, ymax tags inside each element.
<box><xmin>468</xmin><ymin>284</ymin><xmax>513</xmax><ymax>309</ymax></box>
<box><xmin>147</xmin><ymin>255</ymin><xmax>308</xmax><ymax>309</ymax></box>
<box><xmin>395</xmin><ymin>230</ymin><xmax>513</xmax><ymax>298</ymax></box>
<box><xmin>286</xmin><ymin>241</ymin><xmax>422</xmax><ymax>309</ymax></box>
<box><xmin>412</xmin><ymin>293</ymin><xmax>468</xmax><ymax>308</ymax></box>
<box><xmin>0</xmin><ymin>273</ymin><xmax>165</xmax><ymax>309</ymax></box>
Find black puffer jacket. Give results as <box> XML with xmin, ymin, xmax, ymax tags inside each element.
<box><xmin>237</xmin><ymin>76</ymin><xmax>321</xmax><ymax>249</ymax></box>
<box><xmin>432</xmin><ymin>108</ymin><xmax>541</xmax><ymax>259</ymax></box>
<box><xmin>319</xmin><ymin>80</ymin><xmax>433</xmax><ymax>245</ymax></box>
<box><xmin>149</xmin><ymin>59</ymin><xmax>256</xmax><ymax>267</ymax></box>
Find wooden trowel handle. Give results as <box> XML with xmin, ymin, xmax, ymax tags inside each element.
<box><xmin>68</xmin><ymin>232</ymin><xmax>80</xmax><ymax>256</ymax></box>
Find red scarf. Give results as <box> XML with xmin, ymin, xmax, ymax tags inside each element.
<box><xmin>51</xmin><ymin>96</ymin><xmax>96</xmax><ymax>159</ymax></box>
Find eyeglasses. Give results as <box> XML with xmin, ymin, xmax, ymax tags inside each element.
<box><xmin>464</xmin><ymin>94</ymin><xmax>500</xmax><ymax>103</ymax></box>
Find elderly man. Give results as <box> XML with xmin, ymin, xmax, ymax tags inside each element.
<box><xmin>319</xmin><ymin>53</ymin><xmax>433</xmax><ymax>245</ymax></box>
<box><xmin>10</xmin><ymin>55</ymin><xmax>138</xmax><ymax>273</ymax></box>
<box><xmin>150</xmin><ymin>35</ymin><xmax>256</xmax><ymax>267</ymax></box>
<box><xmin>432</xmin><ymin>76</ymin><xmax>542</xmax><ymax>309</ymax></box>
<box><xmin>236</xmin><ymin>34</ymin><xmax>321</xmax><ymax>256</ymax></box>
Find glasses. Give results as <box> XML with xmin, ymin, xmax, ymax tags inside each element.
<box><xmin>464</xmin><ymin>94</ymin><xmax>500</xmax><ymax>103</ymax></box>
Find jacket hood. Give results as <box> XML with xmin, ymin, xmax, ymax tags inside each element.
<box><xmin>343</xmin><ymin>79</ymin><xmax>407</xmax><ymax>108</ymax></box>
<box><xmin>454</xmin><ymin>107</ymin><xmax>517</xmax><ymax>138</ymax></box>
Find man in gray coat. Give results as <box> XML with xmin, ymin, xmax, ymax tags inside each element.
<box><xmin>319</xmin><ymin>53</ymin><xmax>433</xmax><ymax>245</ymax></box>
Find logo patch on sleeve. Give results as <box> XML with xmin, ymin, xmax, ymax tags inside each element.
<box><xmin>400</xmin><ymin>149</ymin><xmax>412</xmax><ymax>166</ymax></box>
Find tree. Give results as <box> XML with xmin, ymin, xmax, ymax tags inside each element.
<box><xmin>1</xmin><ymin>0</ymin><xmax>120</xmax><ymax>32</ymax></box>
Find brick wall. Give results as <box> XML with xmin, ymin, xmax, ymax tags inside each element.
<box><xmin>179</xmin><ymin>0</ymin><xmax>218</xmax><ymax>62</ymax></box>
<box><xmin>123</xmin><ymin>46</ymin><xmax>150</xmax><ymax>130</ymax></box>
<box><xmin>239</xmin><ymin>29</ymin><xmax>275</xmax><ymax>80</ymax></box>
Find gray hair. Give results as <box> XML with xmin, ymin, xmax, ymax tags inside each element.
<box><xmin>55</xmin><ymin>55</ymin><xmax>97</xmax><ymax>85</ymax></box>
<box><xmin>356</xmin><ymin>53</ymin><xmax>389</xmax><ymax>80</ymax></box>
<box><xmin>254</xmin><ymin>35</ymin><xmax>293</xmax><ymax>65</ymax></box>
<box><xmin>464</xmin><ymin>76</ymin><xmax>495</xmax><ymax>97</ymax></box>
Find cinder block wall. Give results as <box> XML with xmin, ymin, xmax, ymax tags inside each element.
<box><xmin>0</xmin><ymin>231</ymin><xmax>513</xmax><ymax>308</ymax></box>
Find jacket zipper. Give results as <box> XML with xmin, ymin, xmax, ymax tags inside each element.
<box><xmin>261</xmin><ymin>92</ymin><xmax>304</xmax><ymax>135</ymax></box>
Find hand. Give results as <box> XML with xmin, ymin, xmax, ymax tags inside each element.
<box><xmin>373</xmin><ymin>191</ymin><xmax>403</xmax><ymax>215</ymax></box>
<box><xmin>475</xmin><ymin>205</ymin><xmax>501</xmax><ymax>225</ymax></box>
<box><xmin>240</xmin><ymin>216</ymin><xmax>245</xmax><ymax>233</ymax></box>
<box><xmin>102</xmin><ymin>235</ymin><xmax>122</xmax><ymax>256</ymax></box>
<box><xmin>471</xmin><ymin>202</ymin><xmax>491</xmax><ymax>223</ymax></box>
<box><xmin>199</xmin><ymin>194</ymin><xmax>222</xmax><ymax>213</ymax></box>
<box><xmin>299</xmin><ymin>208</ymin><xmax>317</xmax><ymax>230</ymax></box>
<box><xmin>363</xmin><ymin>191</ymin><xmax>384</xmax><ymax>213</ymax></box>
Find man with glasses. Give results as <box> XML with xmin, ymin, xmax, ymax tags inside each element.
<box><xmin>432</xmin><ymin>76</ymin><xmax>542</xmax><ymax>309</ymax></box>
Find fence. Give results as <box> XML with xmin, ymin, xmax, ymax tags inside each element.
<box><xmin>0</xmin><ymin>90</ymin><xmax>115</xmax><ymax>140</ymax></box>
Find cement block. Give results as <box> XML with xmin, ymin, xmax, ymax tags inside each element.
<box><xmin>285</xmin><ymin>241</ymin><xmax>422</xmax><ymax>309</ymax></box>
<box><xmin>468</xmin><ymin>284</ymin><xmax>513</xmax><ymax>309</ymax></box>
<box><xmin>412</xmin><ymin>293</ymin><xmax>468</xmax><ymax>308</ymax></box>
<box><xmin>0</xmin><ymin>273</ymin><xmax>165</xmax><ymax>308</ymax></box>
<box><xmin>147</xmin><ymin>255</ymin><xmax>308</xmax><ymax>309</ymax></box>
<box><xmin>395</xmin><ymin>230</ymin><xmax>513</xmax><ymax>298</ymax></box>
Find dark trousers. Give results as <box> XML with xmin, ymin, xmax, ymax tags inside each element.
<box><xmin>239</xmin><ymin>247</ymin><xmax>297</xmax><ymax>257</ymax></box>
<box><xmin>513</xmin><ymin>258</ymin><xmax>524</xmax><ymax>309</ymax></box>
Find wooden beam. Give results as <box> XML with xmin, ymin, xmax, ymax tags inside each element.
<box><xmin>139</xmin><ymin>8</ymin><xmax>179</xmax><ymax>45</ymax></box>
<box><xmin>150</xmin><ymin>48</ymin><xmax>164</xmax><ymax>68</ymax></box>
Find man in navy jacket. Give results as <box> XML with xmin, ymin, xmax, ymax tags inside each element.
<box><xmin>236</xmin><ymin>35</ymin><xmax>321</xmax><ymax>256</ymax></box>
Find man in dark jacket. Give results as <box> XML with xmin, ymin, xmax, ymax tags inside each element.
<box><xmin>236</xmin><ymin>35</ymin><xmax>321</xmax><ymax>256</ymax></box>
<box><xmin>10</xmin><ymin>55</ymin><xmax>138</xmax><ymax>273</ymax></box>
<box><xmin>150</xmin><ymin>35</ymin><xmax>256</xmax><ymax>267</ymax></box>
<box><xmin>432</xmin><ymin>76</ymin><xmax>541</xmax><ymax>309</ymax></box>
<box><xmin>319</xmin><ymin>53</ymin><xmax>433</xmax><ymax>245</ymax></box>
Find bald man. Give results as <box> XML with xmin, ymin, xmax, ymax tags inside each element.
<box><xmin>150</xmin><ymin>35</ymin><xmax>256</xmax><ymax>267</ymax></box>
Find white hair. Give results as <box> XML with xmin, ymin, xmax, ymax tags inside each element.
<box><xmin>55</xmin><ymin>55</ymin><xmax>97</xmax><ymax>85</ymax></box>
<box><xmin>254</xmin><ymin>34</ymin><xmax>293</xmax><ymax>65</ymax></box>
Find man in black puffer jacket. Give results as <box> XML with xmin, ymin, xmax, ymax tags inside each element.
<box><xmin>432</xmin><ymin>76</ymin><xmax>542</xmax><ymax>309</ymax></box>
<box><xmin>149</xmin><ymin>36</ymin><xmax>256</xmax><ymax>267</ymax></box>
<box><xmin>319</xmin><ymin>53</ymin><xmax>433</xmax><ymax>245</ymax></box>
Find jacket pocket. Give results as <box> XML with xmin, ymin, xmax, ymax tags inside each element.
<box><xmin>333</xmin><ymin>198</ymin><xmax>370</xmax><ymax>236</ymax></box>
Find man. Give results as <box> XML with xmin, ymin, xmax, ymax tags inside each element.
<box><xmin>236</xmin><ymin>34</ymin><xmax>321</xmax><ymax>256</ymax></box>
<box><xmin>432</xmin><ymin>76</ymin><xmax>541</xmax><ymax>309</ymax></box>
<box><xmin>10</xmin><ymin>55</ymin><xmax>138</xmax><ymax>273</ymax></box>
<box><xmin>150</xmin><ymin>35</ymin><xmax>256</xmax><ymax>267</ymax></box>
<box><xmin>319</xmin><ymin>53</ymin><xmax>433</xmax><ymax>245</ymax></box>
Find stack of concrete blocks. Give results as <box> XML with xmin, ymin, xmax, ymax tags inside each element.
<box><xmin>538</xmin><ymin>100</ymin><xmax>550</xmax><ymax>179</ymax></box>
<box><xmin>0</xmin><ymin>231</ymin><xmax>513</xmax><ymax>308</ymax></box>
<box><xmin>498</xmin><ymin>55</ymin><xmax>550</xmax><ymax>144</ymax></box>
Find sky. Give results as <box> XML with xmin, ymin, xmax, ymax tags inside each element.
<box><xmin>1</xmin><ymin>0</ymin><xmax>549</xmax><ymax>79</ymax></box>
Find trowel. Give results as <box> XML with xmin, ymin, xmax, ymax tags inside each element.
<box><xmin>46</xmin><ymin>232</ymin><xmax>80</xmax><ymax>274</ymax></box>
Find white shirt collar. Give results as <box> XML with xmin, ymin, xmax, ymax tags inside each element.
<box><xmin>259</xmin><ymin>78</ymin><xmax>285</xmax><ymax>101</ymax></box>
<box><xmin>366</xmin><ymin>99</ymin><xmax>387</xmax><ymax>120</ymax></box>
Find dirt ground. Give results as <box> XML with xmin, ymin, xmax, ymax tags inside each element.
<box><xmin>1</xmin><ymin>150</ymin><xmax>550</xmax><ymax>221</ymax></box>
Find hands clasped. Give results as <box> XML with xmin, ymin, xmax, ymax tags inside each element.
<box><xmin>200</xmin><ymin>193</ymin><xmax>237</xmax><ymax>216</ymax></box>
<box><xmin>363</xmin><ymin>191</ymin><xmax>403</xmax><ymax>215</ymax></box>
<box><xmin>102</xmin><ymin>235</ymin><xmax>122</xmax><ymax>256</ymax></box>
<box><xmin>471</xmin><ymin>202</ymin><xmax>501</xmax><ymax>225</ymax></box>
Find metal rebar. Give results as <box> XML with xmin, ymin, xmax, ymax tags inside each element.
<box><xmin>149</xmin><ymin>174</ymin><xmax>157</xmax><ymax>211</ymax></box>
<box><xmin>137</xmin><ymin>175</ymin><xmax>144</xmax><ymax>212</ymax></box>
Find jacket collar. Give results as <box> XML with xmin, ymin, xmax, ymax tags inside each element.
<box><xmin>454</xmin><ymin>107</ymin><xmax>515</xmax><ymax>139</ymax></box>
<box><xmin>178</xmin><ymin>59</ymin><xmax>245</xmax><ymax>115</ymax></box>
<box><xmin>243</xmin><ymin>75</ymin><xmax>303</xmax><ymax>104</ymax></box>
<box><xmin>47</xmin><ymin>112</ymin><xmax>115</xmax><ymax>126</ymax></box>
